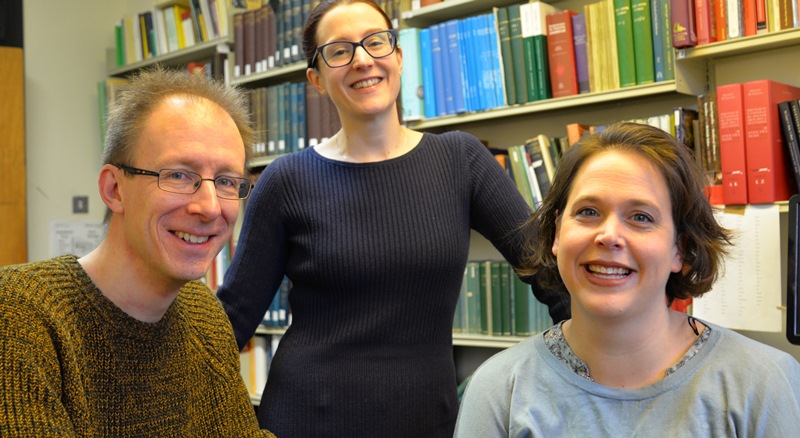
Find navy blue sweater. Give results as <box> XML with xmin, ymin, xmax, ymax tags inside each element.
<box><xmin>217</xmin><ymin>131</ymin><xmax>570</xmax><ymax>437</ymax></box>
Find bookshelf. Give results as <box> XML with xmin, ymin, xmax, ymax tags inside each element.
<box><xmin>108</xmin><ymin>37</ymin><xmax>231</xmax><ymax>77</ymax></box>
<box><xmin>107</xmin><ymin>0</ymin><xmax>800</xmax><ymax>403</ymax></box>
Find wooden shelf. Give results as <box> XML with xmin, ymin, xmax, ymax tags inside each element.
<box><xmin>255</xmin><ymin>326</ymin><xmax>288</xmax><ymax>336</ymax></box>
<box><xmin>254</xmin><ymin>325</ymin><xmax>531</xmax><ymax>348</ymax></box>
<box><xmin>108</xmin><ymin>38</ymin><xmax>230</xmax><ymax>76</ymax></box>
<box><xmin>402</xmin><ymin>0</ymin><xmax>521</xmax><ymax>28</ymax></box>
<box><xmin>675</xmin><ymin>27</ymin><xmax>800</xmax><ymax>63</ymax></box>
<box><xmin>406</xmin><ymin>80</ymin><xmax>680</xmax><ymax>130</ymax></box>
<box><xmin>452</xmin><ymin>333</ymin><xmax>531</xmax><ymax>348</ymax></box>
<box><xmin>230</xmin><ymin>62</ymin><xmax>307</xmax><ymax>87</ymax></box>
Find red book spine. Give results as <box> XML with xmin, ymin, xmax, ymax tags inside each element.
<box><xmin>743</xmin><ymin>80</ymin><xmax>800</xmax><ymax>203</ymax></box>
<box><xmin>546</xmin><ymin>10</ymin><xmax>579</xmax><ymax>98</ymax></box>
<box><xmin>743</xmin><ymin>0</ymin><xmax>757</xmax><ymax>36</ymax></box>
<box><xmin>716</xmin><ymin>83</ymin><xmax>749</xmax><ymax>205</ymax></box>
<box><xmin>694</xmin><ymin>0</ymin><xmax>714</xmax><ymax>45</ymax></box>
<box><xmin>670</xmin><ymin>0</ymin><xmax>698</xmax><ymax>48</ymax></box>
<box><xmin>713</xmin><ymin>0</ymin><xmax>727</xmax><ymax>41</ymax></box>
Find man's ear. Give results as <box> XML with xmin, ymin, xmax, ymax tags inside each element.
<box><xmin>98</xmin><ymin>164</ymin><xmax>124</xmax><ymax>215</ymax></box>
<box><xmin>306</xmin><ymin>67</ymin><xmax>327</xmax><ymax>96</ymax></box>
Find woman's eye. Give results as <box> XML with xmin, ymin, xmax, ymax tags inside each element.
<box><xmin>576</xmin><ymin>208</ymin><xmax>598</xmax><ymax>217</ymax></box>
<box><xmin>632</xmin><ymin>213</ymin><xmax>653</xmax><ymax>223</ymax></box>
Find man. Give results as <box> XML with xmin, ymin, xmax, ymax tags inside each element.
<box><xmin>0</xmin><ymin>67</ymin><xmax>274</xmax><ymax>437</ymax></box>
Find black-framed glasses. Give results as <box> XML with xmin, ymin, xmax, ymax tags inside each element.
<box><xmin>310</xmin><ymin>29</ymin><xmax>397</xmax><ymax>69</ymax></box>
<box><xmin>113</xmin><ymin>164</ymin><xmax>252</xmax><ymax>200</ymax></box>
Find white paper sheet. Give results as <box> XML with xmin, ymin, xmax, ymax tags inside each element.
<box><xmin>693</xmin><ymin>205</ymin><xmax>782</xmax><ymax>332</ymax></box>
<box><xmin>50</xmin><ymin>221</ymin><xmax>104</xmax><ymax>258</ymax></box>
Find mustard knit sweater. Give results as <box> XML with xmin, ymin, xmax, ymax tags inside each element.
<box><xmin>0</xmin><ymin>255</ymin><xmax>275</xmax><ymax>437</ymax></box>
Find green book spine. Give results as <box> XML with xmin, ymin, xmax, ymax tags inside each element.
<box><xmin>507</xmin><ymin>145</ymin><xmax>535</xmax><ymax>209</ymax></box>
<box><xmin>522</xmin><ymin>36</ymin><xmax>538</xmax><ymax>102</ymax></box>
<box><xmin>660</xmin><ymin>0</ymin><xmax>674</xmax><ymax>81</ymax></box>
<box><xmin>512</xmin><ymin>271</ymin><xmax>531</xmax><ymax>336</ymax></box>
<box><xmin>631</xmin><ymin>0</ymin><xmax>655</xmax><ymax>84</ymax></box>
<box><xmin>115</xmin><ymin>24</ymin><xmax>125</xmax><ymax>66</ymax></box>
<box><xmin>507</xmin><ymin>5</ymin><xmax>528</xmax><ymax>104</ymax></box>
<box><xmin>613</xmin><ymin>0</ymin><xmax>636</xmax><ymax>88</ymax></box>
<box><xmin>453</xmin><ymin>267</ymin><xmax>466</xmax><ymax>333</ymax></box>
<box><xmin>491</xmin><ymin>262</ymin><xmax>503</xmax><ymax>335</ymax></box>
<box><xmin>466</xmin><ymin>262</ymin><xmax>482</xmax><ymax>334</ymax></box>
<box><xmin>499</xmin><ymin>262</ymin><xmax>512</xmax><ymax>335</ymax></box>
<box><xmin>494</xmin><ymin>7</ymin><xmax>516</xmax><ymax>105</ymax></box>
<box><xmin>480</xmin><ymin>261</ymin><xmax>491</xmax><ymax>335</ymax></box>
<box><xmin>498</xmin><ymin>265</ymin><xmax>511</xmax><ymax>336</ymax></box>
<box><xmin>533</xmin><ymin>35</ymin><xmax>551</xmax><ymax>100</ymax></box>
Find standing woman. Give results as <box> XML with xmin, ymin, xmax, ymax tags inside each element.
<box><xmin>217</xmin><ymin>1</ymin><xmax>570</xmax><ymax>436</ymax></box>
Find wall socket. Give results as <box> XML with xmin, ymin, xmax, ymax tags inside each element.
<box><xmin>72</xmin><ymin>196</ymin><xmax>89</xmax><ymax>214</ymax></box>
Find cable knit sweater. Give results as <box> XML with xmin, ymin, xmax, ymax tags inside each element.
<box><xmin>0</xmin><ymin>255</ymin><xmax>274</xmax><ymax>437</ymax></box>
<box><xmin>218</xmin><ymin>131</ymin><xmax>571</xmax><ymax>437</ymax></box>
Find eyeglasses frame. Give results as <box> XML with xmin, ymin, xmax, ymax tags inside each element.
<box><xmin>309</xmin><ymin>29</ymin><xmax>398</xmax><ymax>69</ymax></box>
<box><xmin>113</xmin><ymin>164</ymin><xmax>252</xmax><ymax>200</ymax></box>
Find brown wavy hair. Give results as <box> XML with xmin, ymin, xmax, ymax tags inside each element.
<box><xmin>518</xmin><ymin>122</ymin><xmax>732</xmax><ymax>304</ymax></box>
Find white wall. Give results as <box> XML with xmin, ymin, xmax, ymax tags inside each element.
<box><xmin>23</xmin><ymin>0</ymin><xmax>146</xmax><ymax>262</ymax></box>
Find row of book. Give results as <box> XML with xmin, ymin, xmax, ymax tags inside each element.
<box><xmin>780</xmin><ymin>99</ymin><xmax>800</xmax><ymax>197</ymax></box>
<box><xmin>240</xmin><ymin>334</ymin><xmax>281</xmax><ymax>398</ymax></box>
<box><xmin>232</xmin><ymin>0</ymin><xmax>402</xmax><ymax>78</ymax></box>
<box><xmin>457</xmin><ymin>260</ymin><xmax>554</xmax><ymax>337</ymax></box>
<box><xmin>98</xmin><ymin>60</ymin><xmax>226</xmax><ymax>149</ymax></box>
<box><xmin>671</xmin><ymin>0</ymin><xmax>800</xmax><ymax>48</ymax></box>
<box><xmin>399</xmin><ymin>0</ymin><xmax>676</xmax><ymax>121</ymax></box>
<box><xmin>113</xmin><ymin>0</ymin><xmax>234</xmax><ymax>67</ymax></box>
<box><xmin>248</xmin><ymin>81</ymin><xmax>342</xmax><ymax>157</ymax></box>
<box><xmin>717</xmin><ymin>79</ymin><xmax>800</xmax><ymax>205</ymax></box>
<box><xmin>501</xmin><ymin>107</ymin><xmax>705</xmax><ymax>210</ymax></box>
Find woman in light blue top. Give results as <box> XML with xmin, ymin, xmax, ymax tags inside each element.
<box><xmin>455</xmin><ymin>122</ymin><xmax>800</xmax><ymax>437</ymax></box>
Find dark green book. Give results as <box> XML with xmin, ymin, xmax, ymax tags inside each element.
<box><xmin>507</xmin><ymin>4</ymin><xmax>528</xmax><ymax>104</ymax></box>
<box><xmin>494</xmin><ymin>7</ymin><xmax>516</xmax><ymax>106</ymax></box>
<box><xmin>631</xmin><ymin>0</ymin><xmax>655</xmax><ymax>84</ymax></box>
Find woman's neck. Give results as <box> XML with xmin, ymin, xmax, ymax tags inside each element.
<box><xmin>562</xmin><ymin>309</ymin><xmax>702</xmax><ymax>388</ymax></box>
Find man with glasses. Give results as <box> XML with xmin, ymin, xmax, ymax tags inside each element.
<box><xmin>0</xmin><ymin>67</ymin><xmax>274</xmax><ymax>437</ymax></box>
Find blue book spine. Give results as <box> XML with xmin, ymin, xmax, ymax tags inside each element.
<box><xmin>476</xmin><ymin>14</ymin><xmax>492</xmax><ymax>110</ymax></box>
<box><xmin>399</xmin><ymin>28</ymin><xmax>424</xmax><ymax>121</ymax></box>
<box><xmin>465</xmin><ymin>16</ymin><xmax>483</xmax><ymax>111</ymax></box>
<box><xmin>445</xmin><ymin>19</ymin><xmax>466</xmax><ymax>114</ymax></box>
<box><xmin>419</xmin><ymin>28</ymin><xmax>437</xmax><ymax>119</ymax></box>
<box><xmin>290</xmin><ymin>83</ymin><xmax>299</xmax><ymax>153</ymax></box>
<box><xmin>296</xmin><ymin>83</ymin><xmax>306</xmax><ymax>150</ymax></box>
<box><xmin>650</xmin><ymin>0</ymin><xmax>665</xmax><ymax>82</ymax></box>
<box><xmin>457</xmin><ymin>19</ymin><xmax>474</xmax><ymax>112</ymax></box>
<box><xmin>438</xmin><ymin>23</ymin><xmax>455</xmax><ymax>115</ymax></box>
<box><xmin>486</xmin><ymin>13</ymin><xmax>506</xmax><ymax>108</ymax></box>
<box><xmin>430</xmin><ymin>23</ymin><xmax>447</xmax><ymax>117</ymax></box>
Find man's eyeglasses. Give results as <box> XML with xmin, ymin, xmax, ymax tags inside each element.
<box><xmin>113</xmin><ymin>164</ymin><xmax>252</xmax><ymax>200</ymax></box>
<box><xmin>310</xmin><ymin>29</ymin><xmax>397</xmax><ymax>69</ymax></box>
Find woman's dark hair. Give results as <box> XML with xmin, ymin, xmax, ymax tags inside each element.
<box><xmin>303</xmin><ymin>0</ymin><xmax>393</xmax><ymax>69</ymax></box>
<box><xmin>518</xmin><ymin>122</ymin><xmax>732</xmax><ymax>304</ymax></box>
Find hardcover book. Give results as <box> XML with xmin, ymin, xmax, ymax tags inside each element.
<box><xmin>631</xmin><ymin>0</ymin><xmax>655</xmax><ymax>84</ymax></box>
<box><xmin>571</xmin><ymin>13</ymin><xmax>590</xmax><ymax>93</ymax></box>
<box><xmin>613</xmin><ymin>0</ymin><xmax>637</xmax><ymax>88</ymax></box>
<box><xmin>399</xmin><ymin>28</ymin><xmax>424</xmax><ymax>121</ymax></box>
<box><xmin>742</xmin><ymin>80</ymin><xmax>800</xmax><ymax>203</ymax></box>
<box><xmin>779</xmin><ymin>100</ymin><xmax>800</xmax><ymax>193</ymax></box>
<box><xmin>670</xmin><ymin>0</ymin><xmax>698</xmax><ymax>47</ymax></box>
<box><xmin>546</xmin><ymin>10</ymin><xmax>579</xmax><ymax>98</ymax></box>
